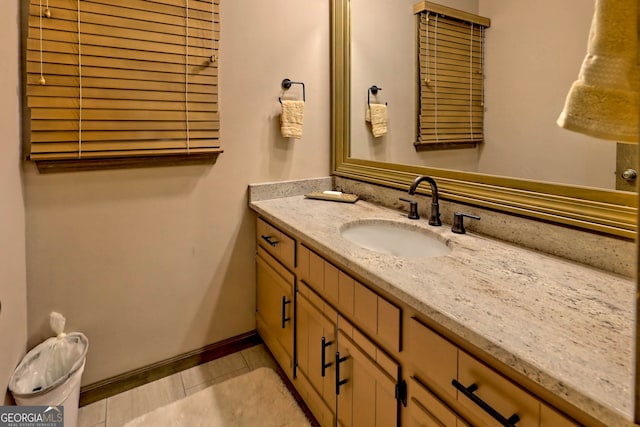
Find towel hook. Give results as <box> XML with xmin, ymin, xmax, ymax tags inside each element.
<box><xmin>279</xmin><ymin>78</ymin><xmax>306</xmax><ymax>103</ymax></box>
<box><xmin>368</xmin><ymin>85</ymin><xmax>387</xmax><ymax>106</ymax></box>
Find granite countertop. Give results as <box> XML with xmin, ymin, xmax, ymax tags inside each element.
<box><xmin>250</xmin><ymin>195</ymin><xmax>634</xmax><ymax>426</ymax></box>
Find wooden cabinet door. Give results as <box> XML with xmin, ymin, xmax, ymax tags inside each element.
<box><xmin>296</xmin><ymin>285</ymin><xmax>337</xmax><ymax>426</ymax></box>
<box><xmin>256</xmin><ymin>249</ymin><xmax>294</xmax><ymax>376</ymax></box>
<box><xmin>336</xmin><ymin>329</ymin><xmax>399</xmax><ymax>427</ymax></box>
<box><xmin>257</xmin><ymin>218</ymin><xmax>295</xmax><ymax>270</ymax></box>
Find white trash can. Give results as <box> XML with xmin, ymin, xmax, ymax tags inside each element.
<box><xmin>8</xmin><ymin>313</ymin><xmax>88</xmax><ymax>427</ymax></box>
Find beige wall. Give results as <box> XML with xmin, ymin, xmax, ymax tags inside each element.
<box><xmin>0</xmin><ymin>0</ymin><xmax>28</xmax><ymax>404</ymax></box>
<box><xmin>23</xmin><ymin>0</ymin><xmax>330</xmax><ymax>386</ymax></box>
<box><xmin>349</xmin><ymin>0</ymin><xmax>616</xmax><ymax>189</ymax></box>
<box><xmin>479</xmin><ymin>0</ymin><xmax>615</xmax><ymax>188</ymax></box>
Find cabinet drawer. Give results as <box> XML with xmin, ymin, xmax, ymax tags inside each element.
<box><xmin>353</xmin><ymin>280</ymin><xmax>401</xmax><ymax>352</ymax></box>
<box><xmin>540</xmin><ymin>404</ymin><xmax>579</xmax><ymax>427</ymax></box>
<box><xmin>296</xmin><ymin>244</ymin><xmax>324</xmax><ymax>291</ymax></box>
<box><xmin>257</xmin><ymin>217</ymin><xmax>295</xmax><ymax>270</ymax></box>
<box><xmin>457</xmin><ymin>351</ymin><xmax>539</xmax><ymax>427</ymax></box>
<box><xmin>407</xmin><ymin>317</ymin><xmax>457</xmax><ymax>400</ymax></box>
<box><xmin>408</xmin><ymin>377</ymin><xmax>466</xmax><ymax>427</ymax></box>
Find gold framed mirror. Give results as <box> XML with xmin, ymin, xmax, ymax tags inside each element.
<box><xmin>330</xmin><ymin>0</ymin><xmax>637</xmax><ymax>239</ymax></box>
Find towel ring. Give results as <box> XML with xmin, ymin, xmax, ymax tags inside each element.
<box><xmin>279</xmin><ymin>78</ymin><xmax>306</xmax><ymax>103</ymax></box>
<box><xmin>368</xmin><ymin>85</ymin><xmax>387</xmax><ymax>106</ymax></box>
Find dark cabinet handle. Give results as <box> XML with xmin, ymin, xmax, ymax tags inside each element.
<box><xmin>281</xmin><ymin>296</ymin><xmax>291</xmax><ymax>329</ymax></box>
<box><xmin>321</xmin><ymin>337</ymin><xmax>333</xmax><ymax>377</ymax></box>
<box><xmin>452</xmin><ymin>380</ymin><xmax>520</xmax><ymax>427</ymax></box>
<box><xmin>335</xmin><ymin>352</ymin><xmax>348</xmax><ymax>395</ymax></box>
<box><xmin>261</xmin><ymin>235</ymin><xmax>279</xmax><ymax>247</ymax></box>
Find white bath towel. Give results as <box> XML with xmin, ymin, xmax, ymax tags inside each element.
<box><xmin>556</xmin><ymin>0</ymin><xmax>639</xmax><ymax>142</ymax></box>
<box><xmin>280</xmin><ymin>100</ymin><xmax>305</xmax><ymax>139</ymax></box>
<box><xmin>368</xmin><ymin>103</ymin><xmax>388</xmax><ymax>138</ymax></box>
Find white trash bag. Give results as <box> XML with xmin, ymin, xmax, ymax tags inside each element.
<box><xmin>9</xmin><ymin>312</ymin><xmax>88</xmax><ymax>427</ymax></box>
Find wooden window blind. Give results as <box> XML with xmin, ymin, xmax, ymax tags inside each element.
<box><xmin>414</xmin><ymin>1</ymin><xmax>489</xmax><ymax>150</ymax></box>
<box><xmin>25</xmin><ymin>0</ymin><xmax>221</xmax><ymax>167</ymax></box>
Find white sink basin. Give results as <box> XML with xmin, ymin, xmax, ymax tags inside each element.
<box><xmin>340</xmin><ymin>220</ymin><xmax>451</xmax><ymax>258</ymax></box>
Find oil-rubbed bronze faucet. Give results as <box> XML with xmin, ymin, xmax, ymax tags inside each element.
<box><xmin>408</xmin><ymin>175</ymin><xmax>441</xmax><ymax>226</ymax></box>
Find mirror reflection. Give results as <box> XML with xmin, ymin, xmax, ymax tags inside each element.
<box><xmin>349</xmin><ymin>0</ymin><xmax>635</xmax><ymax>192</ymax></box>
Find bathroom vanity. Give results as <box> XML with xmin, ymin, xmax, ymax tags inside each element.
<box><xmin>250</xmin><ymin>191</ymin><xmax>633</xmax><ymax>427</ymax></box>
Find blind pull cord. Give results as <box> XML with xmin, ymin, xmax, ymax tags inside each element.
<box><xmin>185</xmin><ymin>0</ymin><xmax>190</xmax><ymax>153</ymax></box>
<box><xmin>434</xmin><ymin>14</ymin><xmax>439</xmax><ymax>143</ymax></box>
<box><xmin>481</xmin><ymin>26</ymin><xmax>485</xmax><ymax>109</ymax></box>
<box><xmin>210</xmin><ymin>0</ymin><xmax>217</xmax><ymax>63</ymax></box>
<box><xmin>424</xmin><ymin>12</ymin><xmax>430</xmax><ymax>85</ymax></box>
<box><xmin>77</xmin><ymin>0</ymin><xmax>83</xmax><ymax>158</ymax></box>
<box><xmin>38</xmin><ymin>0</ymin><xmax>47</xmax><ymax>85</ymax></box>
<box><xmin>469</xmin><ymin>23</ymin><xmax>474</xmax><ymax>141</ymax></box>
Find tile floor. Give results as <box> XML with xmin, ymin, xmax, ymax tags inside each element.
<box><xmin>77</xmin><ymin>344</ymin><xmax>280</xmax><ymax>427</ymax></box>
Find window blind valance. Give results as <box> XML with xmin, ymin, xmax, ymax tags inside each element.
<box><xmin>414</xmin><ymin>1</ymin><xmax>489</xmax><ymax>150</ymax></box>
<box><xmin>26</xmin><ymin>0</ymin><xmax>221</xmax><ymax>164</ymax></box>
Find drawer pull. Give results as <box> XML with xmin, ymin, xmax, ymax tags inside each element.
<box><xmin>335</xmin><ymin>352</ymin><xmax>348</xmax><ymax>395</ymax></box>
<box><xmin>281</xmin><ymin>296</ymin><xmax>291</xmax><ymax>329</ymax></box>
<box><xmin>452</xmin><ymin>379</ymin><xmax>520</xmax><ymax>427</ymax></box>
<box><xmin>321</xmin><ymin>337</ymin><xmax>333</xmax><ymax>377</ymax></box>
<box><xmin>261</xmin><ymin>235</ymin><xmax>279</xmax><ymax>247</ymax></box>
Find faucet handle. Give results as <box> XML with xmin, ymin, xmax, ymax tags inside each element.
<box><xmin>451</xmin><ymin>212</ymin><xmax>480</xmax><ymax>234</ymax></box>
<box><xmin>399</xmin><ymin>197</ymin><xmax>420</xmax><ymax>220</ymax></box>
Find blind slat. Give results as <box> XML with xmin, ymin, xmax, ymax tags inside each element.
<box><xmin>27</xmin><ymin>52</ymin><xmax>216</xmax><ymax>76</ymax></box>
<box><xmin>41</xmin><ymin>0</ymin><xmax>219</xmax><ymax>18</ymax></box>
<box><xmin>27</xmin><ymin>39</ymin><xmax>215</xmax><ymax>64</ymax></box>
<box><xmin>28</xmin><ymin>18</ymin><xmax>215</xmax><ymax>50</ymax></box>
<box><xmin>30</xmin><ymin>147</ymin><xmax>221</xmax><ymax>161</ymax></box>
<box><xmin>419</xmin><ymin>136</ymin><xmax>483</xmax><ymax>142</ymax></box>
<box><xmin>31</xmin><ymin>139</ymin><xmax>220</xmax><ymax>153</ymax></box>
<box><xmin>27</xmin><ymin>62</ymin><xmax>217</xmax><ymax>85</ymax></box>
<box><xmin>31</xmin><ymin>109</ymin><xmax>216</xmax><ymax>121</ymax></box>
<box><xmin>29</xmin><ymin>28</ymin><xmax>216</xmax><ymax>56</ymax></box>
<box><xmin>28</xmin><ymin>97</ymin><xmax>217</xmax><ymax>112</ymax></box>
<box><xmin>32</xmin><ymin>129</ymin><xmax>219</xmax><ymax>143</ymax></box>
<box><xmin>29</xmin><ymin>3</ymin><xmax>219</xmax><ymax>32</ymax></box>
<box><xmin>421</xmin><ymin>95</ymin><xmax>483</xmax><ymax>105</ymax></box>
<box><xmin>421</xmin><ymin>82</ymin><xmax>483</xmax><ymax>91</ymax></box>
<box><xmin>31</xmin><ymin>119</ymin><xmax>218</xmax><ymax>131</ymax></box>
<box><xmin>420</xmin><ymin>111</ymin><xmax>484</xmax><ymax>118</ymax></box>
<box><xmin>420</xmin><ymin>90</ymin><xmax>482</xmax><ymax>99</ymax></box>
<box><xmin>419</xmin><ymin>43</ymin><xmax>482</xmax><ymax>61</ymax></box>
<box><xmin>27</xmin><ymin>75</ymin><xmax>216</xmax><ymax>94</ymax></box>
<box><xmin>28</xmin><ymin>86</ymin><xmax>217</xmax><ymax>103</ymax></box>
<box><xmin>422</xmin><ymin>74</ymin><xmax>483</xmax><ymax>84</ymax></box>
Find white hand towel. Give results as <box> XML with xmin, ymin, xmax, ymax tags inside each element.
<box><xmin>556</xmin><ymin>0</ymin><xmax>639</xmax><ymax>142</ymax></box>
<box><xmin>368</xmin><ymin>103</ymin><xmax>388</xmax><ymax>138</ymax></box>
<box><xmin>280</xmin><ymin>100</ymin><xmax>305</xmax><ymax>139</ymax></box>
